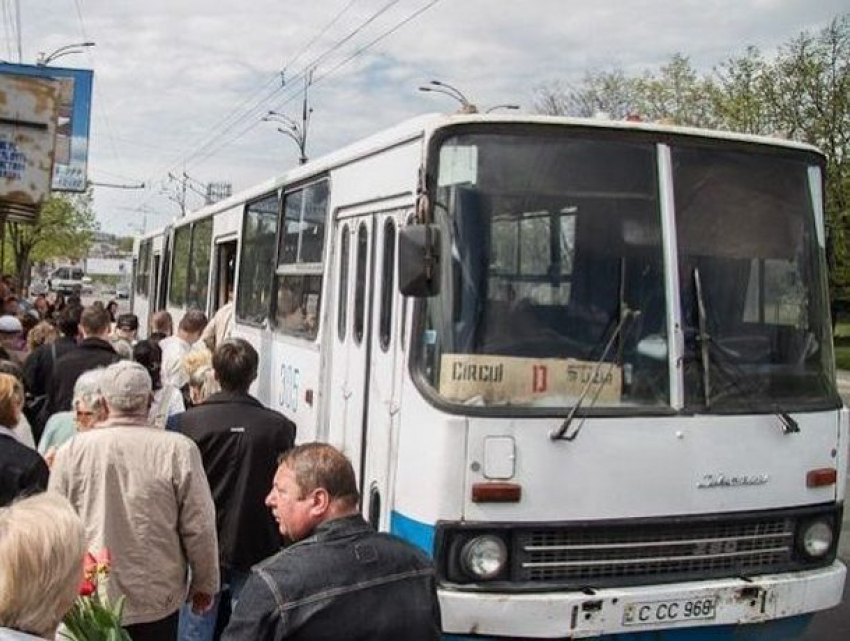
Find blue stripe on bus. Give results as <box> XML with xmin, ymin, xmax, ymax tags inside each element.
<box><xmin>443</xmin><ymin>614</ymin><xmax>812</xmax><ymax>640</ymax></box>
<box><xmin>389</xmin><ymin>511</ymin><xmax>435</xmax><ymax>557</ymax></box>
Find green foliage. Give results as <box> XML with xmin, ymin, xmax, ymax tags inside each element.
<box><xmin>533</xmin><ymin>14</ymin><xmax>850</xmax><ymax>306</ymax></box>
<box><xmin>61</xmin><ymin>594</ymin><xmax>131</xmax><ymax>641</ymax></box>
<box><xmin>116</xmin><ymin>236</ymin><xmax>134</xmax><ymax>254</ymax></box>
<box><xmin>1</xmin><ymin>191</ymin><xmax>98</xmax><ymax>286</ymax></box>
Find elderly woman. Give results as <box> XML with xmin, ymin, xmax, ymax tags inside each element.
<box><xmin>38</xmin><ymin>368</ymin><xmax>107</xmax><ymax>466</ymax></box>
<box><xmin>0</xmin><ymin>492</ymin><xmax>86</xmax><ymax>639</ymax></box>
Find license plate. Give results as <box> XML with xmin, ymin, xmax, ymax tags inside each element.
<box><xmin>622</xmin><ymin>597</ymin><xmax>717</xmax><ymax>626</ymax></box>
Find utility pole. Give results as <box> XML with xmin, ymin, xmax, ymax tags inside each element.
<box><xmin>165</xmin><ymin>172</ymin><xmax>189</xmax><ymax>216</ymax></box>
<box><xmin>263</xmin><ymin>69</ymin><xmax>313</xmax><ymax>164</ymax></box>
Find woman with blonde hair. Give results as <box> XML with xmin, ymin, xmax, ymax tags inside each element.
<box><xmin>0</xmin><ymin>492</ymin><xmax>86</xmax><ymax>639</ymax></box>
<box><xmin>182</xmin><ymin>348</ymin><xmax>220</xmax><ymax>407</ymax></box>
<box><xmin>25</xmin><ymin>320</ymin><xmax>58</xmax><ymax>353</ymax></box>
<box><xmin>0</xmin><ymin>373</ymin><xmax>47</xmax><ymax>506</ymax></box>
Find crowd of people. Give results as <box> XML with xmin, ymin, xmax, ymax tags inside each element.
<box><xmin>0</xmin><ymin>280</ymin><xmax>441</xmax><ymax>640</ymax></box>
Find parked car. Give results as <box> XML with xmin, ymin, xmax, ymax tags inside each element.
<box><xmin>29</xmin><ymin>280</ymin><xmax>48</xmax><ymax>296</ymax></box>
<box><xmin>81</xmin><ymin>276</ymin><xmax>94</xmax><ymax>294</ymax></box>
<box><xmin>48</xmin><ymin>267</ymin><xmax>86</xmax><ymax>295</ymax></box>
<box><xmin>115</xmin><ymin>283</ymin><xmax>130</xmax><ymax>299</ymax></box>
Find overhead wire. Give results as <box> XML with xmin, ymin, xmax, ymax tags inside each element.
<box><xmin>170</xmin><ymin>0</ymin><xmax>404</xmax><ymax>172</ymax></box>
<box><xmin>284</xmin><ymin>0</ymin><xmax>360</xmax><ymax>75</ymax></box>
<box><xmin>71</xmin><ymin>0</ymin><xmax>127</xmax><ymax>185</ymax></box>
<box><xmin>131</xmin><ymin>0</ymin><xmax>442</xmax><ymax>215</ymax></box>
<box><xmin>183</xmin><ymin>0</ymin><xmax>431</xmax><ymax>170</ymax></box>
<box><xmin>148</xmin><ymin>2</ymin><xmax>365</xmax><ymax>177</ymax></box>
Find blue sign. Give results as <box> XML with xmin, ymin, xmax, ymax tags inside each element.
<box><xmin>0</xmin><ymin>62</ymin><xmax>93</xmax><ymax>192</ymax></box>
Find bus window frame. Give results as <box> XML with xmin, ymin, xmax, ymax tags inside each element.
<box><xmin>236</xmin><ymin>191</ymin><xmax>282</xmax><ymax>328</ymax></box>
<box><xmin>272</xmin><ymin>177</ymin><xmax>330</xmax><ymax>341</ymax></box>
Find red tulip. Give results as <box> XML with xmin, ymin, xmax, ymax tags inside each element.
<box><xmin>82</xmin><ymin>551</ymin><xmax>98</xmax><ymax>582</ymax></box>
<box><xmin>94</xmin><ymin>548</ymin><xmax>111</xmax><ymax>575</ymax></box>
<box><xmin>78</xmin><ymin>578</ymin><xmax>97</xmax><ymax>597</ymax></box>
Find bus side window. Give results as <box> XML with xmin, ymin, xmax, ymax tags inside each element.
<box><xmin>274</xmin><ymin>179</ymin><xmax>328</xmax><ymax>340</ymax></box>
<box><xmin>379</xmin><ymin>218</ymin><xmax>396</xmax><ymax>352</ymax></box>
<box><xmin>337</xmin><ymin>225</ymin><xmax>350</xmax><ymax>341</ymax></box>
<box><xmin>353</xmin><ymin>223</ymin><xmax>369</xmax><ymax>345</ymax></box>
<box><xmin>236</xmin><ymin>192</ymin><xmax>280</xmax><ymax>326</ymax></box>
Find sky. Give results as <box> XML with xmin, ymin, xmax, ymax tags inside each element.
<box><xmin>11</xmin><ymin>0</ymin><xmax>848</xmax><ymax>236</ymax></box>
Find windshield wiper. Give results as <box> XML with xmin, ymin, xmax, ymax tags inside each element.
<box><xmin>692</xmin><ymin>268</ymin><xmax>799</xmax><ymax>435</ymax></box>
<box><xmin>550</xmin><ymin>307</ymin><xmax>640</xmax><ymax>441</ymax></box>
<box><xmin>693</xmin><ymin>267</ymin><xmax>712</xmax><ymax>408</ymax></box>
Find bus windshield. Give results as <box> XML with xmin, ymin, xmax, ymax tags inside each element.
<box><xmin>414</xmin><ymin>128</ymin><xmax>835</xmax><ymax>412</ymax></box>
<box><xmin>674</xmin><ymin>145</ymin><xmax>834</xmax><ymax>411</ymax></box>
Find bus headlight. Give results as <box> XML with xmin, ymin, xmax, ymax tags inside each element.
<box><xmin>799</xmin><ymin>519</ymin><xmax>834</xmax><ymax>560</ymax></box>
<box><xmin>460</xmin><ymin>535</ymin><xmax>508</xmax><ymax>580</ymax></box>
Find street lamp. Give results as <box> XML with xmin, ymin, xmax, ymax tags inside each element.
<box><xmin>486</xmin><ymin>104</ymin><xmax>520</xmax><ymax>113</ymax></box>
<box><xmin>263</xmin><ymin>109</ymin><xmax>310</xmax><ymax>165</ymax></box>
<box><xmin>419</xmin><ymin>80</ymin><xmax>478</xmax><ymax>114</ymax></box>
<box><xmin>37</xmin><ymin>42</ymin><xmax>96</xmax><ymax>66</ymax></box>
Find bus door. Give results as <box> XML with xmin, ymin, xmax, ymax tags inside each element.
<box><xmin>326</xmin><ymin>210</ymin><xmax>405</xmax><ymax>528</ymax></box>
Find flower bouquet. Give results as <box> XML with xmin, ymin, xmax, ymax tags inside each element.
<box><xmin>60</xmin><ymin>549</ymin><xmax>132</xmax><ymax>641</ymax></box>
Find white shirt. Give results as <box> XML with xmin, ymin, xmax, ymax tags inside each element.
<box><xmin>159</xmin><ymin>335</ymin><xmax>193</xmax><ymax>388</ymax></box>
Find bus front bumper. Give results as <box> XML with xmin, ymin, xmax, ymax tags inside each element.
<box><xmin>439</xmin><ymin>561</ymin><xmax>846</xmax><ymax>638</ymax></box>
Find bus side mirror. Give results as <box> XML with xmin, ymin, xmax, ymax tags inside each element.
<box><xmin>398</xmin><ymin>224</ymin><xmax>441</xmax><ymax>297</ymax></box>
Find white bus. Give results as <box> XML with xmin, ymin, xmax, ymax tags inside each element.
<box><xmin>134</xmin><ymin>113</ymin><xmax>846</xmax><ymax>639</ymax></box>
<box><xmin>133</xmin><ymin>195</ymin><xmax>241</xmax><ymax>336</ymax></box>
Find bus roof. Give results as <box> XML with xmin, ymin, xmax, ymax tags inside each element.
<box><xmin>140</xmin><ymin>112</ymin><xmax>822</xmax><ymax>238</ymax></box>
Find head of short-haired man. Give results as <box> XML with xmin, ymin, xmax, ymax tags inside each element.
<box><xmin>57</xmin><ymin>305</ymin><xmax>82</xmax><ymax>340</ymax></box>
<box><xmin>114</xmin><ymin>313</ymin><xmax>139</xmax><ymax>342</ymax></box>
<box><xmin>98</xmin><ymin>360</ymin><xmax>152</xmax><ymax>420</ymax></box>
<box><xmin>79</xmin><ymin>303</ymin><xmax>112</xmax><ymax>340</ymax></box>
<box><xmin>266</xmin><ymin>443</ymin><xmax>360</xmax><ymax>543</ymax></box>
<box><xmin>212</xmin><ymin>338</ymin><xmax>257</xmax><ymax>394</ymax></box>
<box><xmin>177</xmin><ymin>309</ymin><xmax>207</xmax><ymax>344</ymax></box>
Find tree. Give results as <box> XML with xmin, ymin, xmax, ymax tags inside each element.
<box><xmin>533</xmin><ymin>14</ymin><xmax>850</xmax><ymax>309</ymax></box>
<box><xmin>2</xmin><ymin>191</ymin><xmax>98</xmax><ymax>288</ymax></box>
<box><xmin>116</xmin><ymin>236</ymin><xmax>135</xmax><ymax>254</ymax></box>
<box><xmin>772</xmin><ymin>17</ymin><xmax>850</xmax><ymax>306</ymax></box>
<box><xmin>534</xmin><ymin>70</ymin><xmax>639</xmax><ymax>119</ymax></box>
<box><xmin>633</xmin><ymin>54</ymin><xmax>716</xmax><ymax>126</ymax></box>
<box><xmin>708</xmin><ymin>46</ymin><xmax>778</xmax><ymax>135</ymax></box>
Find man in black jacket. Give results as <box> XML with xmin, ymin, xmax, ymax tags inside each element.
<box><xmin>46</xmin><ymin>304</ymin><xmax>120</xmax><ymax>416</ymax></box>
<box><xmin>22</xmin><ymin>306</ymin><xmax>81</xmax><ymax>440</ymax></box>
<box><xmin>223</xmin><ymin>444</ymin><xmax>442</xmax><ymax>641</ymax></box>
<box><xmin>174</xmin><ymin>337</ymin><xmax>296</xmax><ymax>637</ymax></box>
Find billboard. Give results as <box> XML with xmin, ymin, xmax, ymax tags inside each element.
<box><xmin>0</xmin><ymin>62</ymin><xmax>93</xmax><ymax>192</ymax></box>
<box><xmin>0</xmin><ymin>73</ymin><xmax>59</xmax><ymax>222</ymax></box>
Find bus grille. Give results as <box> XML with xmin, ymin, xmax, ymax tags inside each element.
<box><xmin>515</xmin><ymin>517</ymin><xmax>795</xmax><ymax>583</ymax></box>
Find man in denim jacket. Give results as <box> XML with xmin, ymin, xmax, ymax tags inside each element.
<box><xmin>223</xmin><ymin>443</ymin><xmax>442</xmax><ymax>640</ymax></box>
